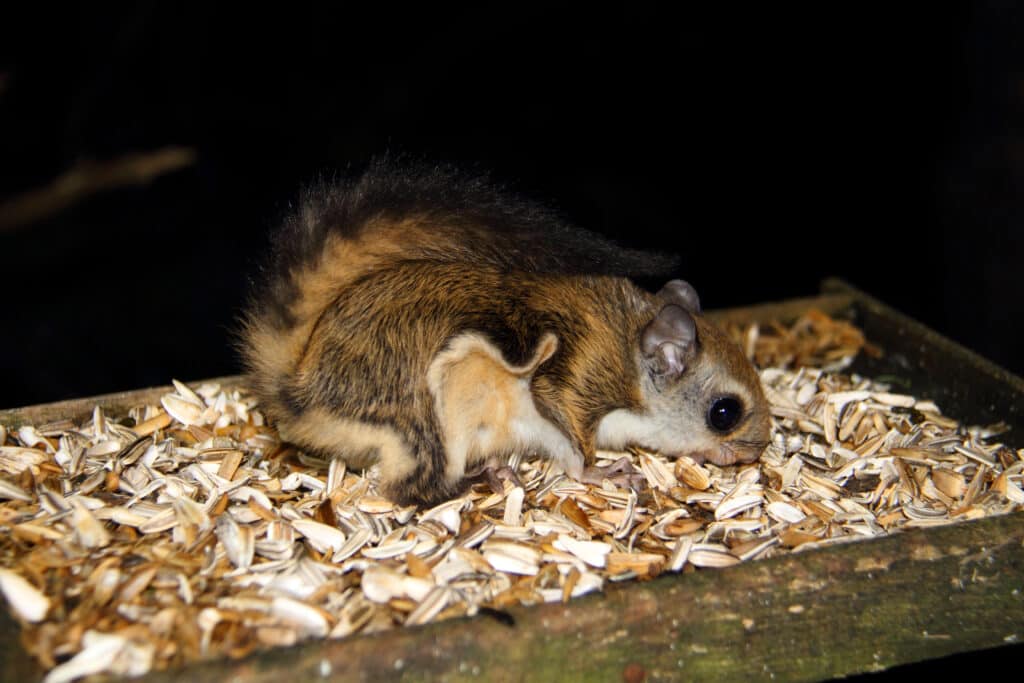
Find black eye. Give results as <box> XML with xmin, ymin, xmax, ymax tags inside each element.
<box><xmin>707</xmin><ymin>396</ymin><xmax>743</xmax><ymax>433</ymax></box>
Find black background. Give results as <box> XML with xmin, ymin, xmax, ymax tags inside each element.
<box><xmin>2</xmin><ymin>4</ymin><xmax>1022</xmax><ymax>410</ymax></box>
<box><xmin>1</xmin><ymin>4</ymin><xmax>1022</xmax><ymax>677</ymax></box>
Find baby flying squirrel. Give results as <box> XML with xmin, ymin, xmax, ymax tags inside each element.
<box><xmin>240</xmin><ymin>159</ymin><xmax>770</xmax><ymax>506</ymax></box>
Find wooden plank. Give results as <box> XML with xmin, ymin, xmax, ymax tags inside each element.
<box><xmin>137</xmin><ymin>510</ymin><xmax>1024</xmax><ymax>682</ymax></box>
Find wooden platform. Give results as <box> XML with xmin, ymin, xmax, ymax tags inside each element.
<box><xmin>1</xmin><ymin>279</ymin><xmax>1021</xmax><ymax>682</ymax></box>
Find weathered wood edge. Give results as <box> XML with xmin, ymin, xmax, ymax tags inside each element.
<box><xmin>139</xmin><ymin>510</ymin><xmax>1024</xmax><ymax>683</ymax></box>
<box><xmin>821</xmin><ymin>277</ymin><xmax>1024</xmax><ymax>398</ymax></box>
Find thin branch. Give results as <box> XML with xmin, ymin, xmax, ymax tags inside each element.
<box><xmin>0</xmin><ymin>146</ymin><xmax>197</xmax><ymax>232</ymax></box>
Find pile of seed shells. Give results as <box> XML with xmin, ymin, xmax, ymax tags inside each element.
<box><xmin>0</xmin><ymin>311</ymin><xmax>1021</xmax><ymax>682</ymax></box>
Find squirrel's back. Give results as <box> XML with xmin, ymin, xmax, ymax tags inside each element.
<box><xmin>239</xmin><ymin>158</ymin><xmax>676</xmax><ymax>424</ymax></box>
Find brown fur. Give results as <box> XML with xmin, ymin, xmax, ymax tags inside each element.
<box><xmin>243</xmin><ymin>253</ymin><xmax>656</xmax><ymax>504</ymax></box>
<box><xmin>240</xmin><ymin>160</ymin><xmax>768</xmax><ymax>505</ymax></box>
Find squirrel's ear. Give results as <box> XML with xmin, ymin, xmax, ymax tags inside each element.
<box><xmin>641</xmin><ymin>304</ymin><xmax>697</xmax><ymax>380</ymax></box>
<box><xmin>657</xmin><ymin>280</ymin><xmax>701</xmax><ymax>314</ymax></box>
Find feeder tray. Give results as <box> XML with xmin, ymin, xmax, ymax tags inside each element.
<box><xmin>0</xmin><ymin>278</ymin><xmax>1020</xmax><ymax>682</ymax></box>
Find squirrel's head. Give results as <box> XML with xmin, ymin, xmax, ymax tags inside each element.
<box><xmin>619</xmin><ymin>280</ymin><xmax>771</xmax><ymax>466</ymax></box>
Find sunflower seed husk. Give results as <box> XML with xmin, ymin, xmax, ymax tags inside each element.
<box><xmin>159</xmin><ymin>394</ymin><xmax>205</xmax><ymax>427</ymax></box>
<box><xmin>687</xmin><ymin>548</ymin><xmax>741</xmax><ymax>568</ymax></box>
<box><xmin>0</xmin><ymin>447</ymin><xmax>49</xmax><ymax>475</ymax></box>
<box><xmin>503</xmin><ymin>486</ymin><xmax>525</xmax><ymax>526</ymax></box>
<box><xmin>215</xmin><ymin>514</ymin><xmax>254</xmax><ymax>569</ymax></box>
<box><xmin>361</xmin><ymin>538</ymin><xmax>418</xmax><ymax>560</ymax></box>
<box><xmin>0</xmin><ymin>569</ymin><xmax>50</xmax><ymax>622</ymax></box>
<box><xmin>482</xmin><ymin>542</ymin><xmax>541</xmax><ymax>576</ymax></box>
<box><xmin>674</xmin><ymin>457</ymin><xmax>711</xmax><ymax>490</ymax></box>
<box><xmin>552</xmin><ymin>535</ymin><xmax>611</xmax><ymax>568</ymax></box>
<box><xmin>43</xmin><ymin>631</ymin><xmax>152</xmax><ymax>683</ymax></box>
<box><xmin>270</xmin><ymin>597</ymin><xmax>330</xmax><ymax>637</ymax></box>
<box><xmin>361</xmin><ymin>566</ymin><xmax>432</xmax><ymax>603</ymax></box>
<box><xmin>766</xmin><ymin>501</ymin><xmax>806</xmax><ymax>524</ymax></box>
<box><xmin>0</xmin><ymin>479</ymin><xmax>31</xmax><ymax>502</ymax></box>
<box><xmin>69</xmin><ymin>497</ymin><xmax>111</xmax><ymax>549</ymax></box>
<box><xmin>291</xmin><ymin>518</ymin><xmax>346</xmax><ymax>555</ymax></box>
<box><xmin>405</xmin><ymin>586</ymin><xmax>451</xmax><ymax>627</ymax></box>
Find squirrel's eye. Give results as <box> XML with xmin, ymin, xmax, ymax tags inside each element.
<box><xmin>707</xmin><ymin>396</ymin><xmax>743</xmax><ymax>433</ymax></box>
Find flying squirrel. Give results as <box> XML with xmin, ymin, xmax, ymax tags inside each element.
<box><xmin>240</xmin><ymin>159</ymin><xmax>770</xmax><ymax>506</ymax></box>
